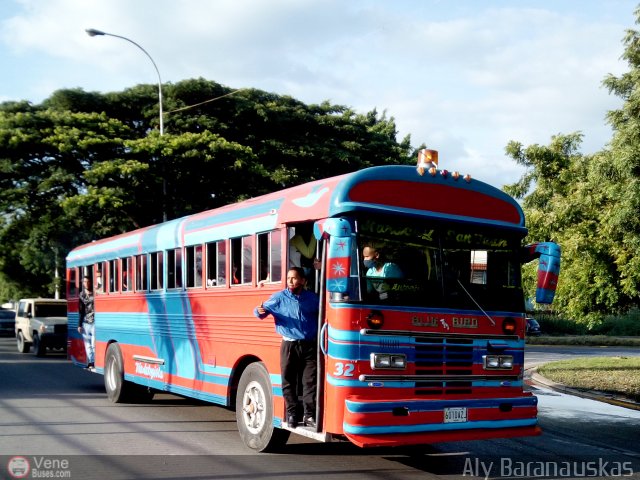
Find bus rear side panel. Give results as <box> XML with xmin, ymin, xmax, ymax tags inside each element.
<box><xmin>84</xmin><ymin>287</ymin><xmax>285</xmax><ymax>412</ymax></box>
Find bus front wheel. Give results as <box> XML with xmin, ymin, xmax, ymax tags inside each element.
<box><xmin>104</xmin><ymin>343</ymin><xmax>153</xmax><ymax>403</ymax></box>
<box><xmin>236</xmin><ymin>362</ymin><xmax>289</xmax><ymax>452</ymax></box>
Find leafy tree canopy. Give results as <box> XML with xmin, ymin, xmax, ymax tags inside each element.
<box><xmin>504</xmin><ymin>6</ymin><xmax>640</xmax><ymax>326</ymax></box>
<box><xmin>0</xmin><ymin>78</ymin><xmax>416</xmax><ymax>299</ymax></box>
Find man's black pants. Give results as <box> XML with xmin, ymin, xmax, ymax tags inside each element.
<box><xmin>280</xmin><ymin>339</ymin><xmax>317</xmax><ymax>418</ymax></box>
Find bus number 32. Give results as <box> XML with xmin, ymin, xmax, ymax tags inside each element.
<box><xmin>334</xmin><ymin>362</ymin><xmax>355</xmax><ymax>377</ymax></box>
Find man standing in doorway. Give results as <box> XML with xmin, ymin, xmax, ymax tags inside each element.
<box><xmin>77</xmin><ymin>275</ymin><xmax>95</xmax><ymax>371</ymax></box>
<box><xmin>254</xmin><ymin>267</ymin><xmax>319</xmax><ymax>428</ymax></box>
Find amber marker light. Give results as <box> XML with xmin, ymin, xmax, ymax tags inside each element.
<box><xmin>367</xmin><ymin>310</ymin><xmax>385</xmax><ymax>329</ymax></box>
<box><xmin>502</xmin><ymin>317</ymin><xmax>517</xmax><ymax>335</ymax></box>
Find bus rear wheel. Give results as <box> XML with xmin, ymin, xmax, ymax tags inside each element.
<box><xmin>104</xmin><ymin>343</ymin><xmax>154</xmax><ymax>403</ymax></box>
<box><xmin>236</xmin><ymin>362</ymin><xmax>289</xmax><ymax>452</ymax></box>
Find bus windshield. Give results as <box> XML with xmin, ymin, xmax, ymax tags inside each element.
<box><xmin>351</xmin><ymin>214</ymin><xmax>525</xmax><ymax>312</ymax></box>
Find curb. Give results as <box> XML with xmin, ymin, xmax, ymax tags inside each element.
<box><xmin>527</xmin><ymin>367</ymin><xmax>640</xmax><ymax>412</ymax></box>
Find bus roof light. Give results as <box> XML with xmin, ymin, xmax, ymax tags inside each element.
<box><xmin>416</xmin><ymin>149</ymin><xmax>438</xmax><ymax>176</ymax></box>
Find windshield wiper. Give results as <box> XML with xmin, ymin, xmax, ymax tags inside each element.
<box><xmin>456</xmin><ymin>279</ymin><xmax>496</xmax><ymax>326</ymax></box>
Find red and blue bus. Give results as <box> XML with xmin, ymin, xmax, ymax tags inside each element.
<box><xmin>66</xmin><ymin>152</ymin><xmax>560</xmax><ymax>451</ymax></box>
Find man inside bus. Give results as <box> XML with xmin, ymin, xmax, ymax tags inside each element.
<box><xmin>94</xmin><ymin>270</ymin><xmax>103</xmax><ymax>293</ymax></box>
<box><xmin>121</xmin><ymin>270</ymin><xmax>128</xmax><ymax>292</ymax></box>
<box><xmin>289</xmin><ymin>224</ymin><xmax>321</xmax><ymax>288</ymax></box>
<box><xmin>253</xmin><ymin>267</ymin><xmax>319</xmax><ymax>429</ymax></box>
<box><xmin>362</xmin><ymin>244</ymin><xmax>403</xmax><ymax>300</ymax></box>
<box><xmin>77</xmin><ymin>275</ymin><xmax>96</xmax><ymax>371</ymax></box>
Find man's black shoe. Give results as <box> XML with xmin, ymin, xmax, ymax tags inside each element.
<box><xmin>287</xmin><ymin>415</ymin><xmax>298</xmax><ymax>428</ymax></box>
<box><xmin>303</xmin><ymin>416</ymin><xmax>316</xmax><ymax>428</ymax></box>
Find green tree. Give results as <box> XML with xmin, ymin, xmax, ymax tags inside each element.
<box><xmin>64</xmin><ymin>130</ymin><xmax>258</xmax><ymax>229</ymax></box>
<box><xmin>600</xmin><ymin>5</ymin><xmax>640</xmax><ymax>304</ymax></box>
<box><xmin>504</xmin><ymin>133</ymin><xmax>630</xmax><ymax>326</ymax></box>
<box><xmin>164</xmin><ymin>79</ymin><xmax>414</xmax><ymax>191</ymax></box>
<box><xmin>504</xmin><ymin>6</ymin><xmax>640</xmax><ymax>326</ymax></box>
<box><xmin>0</xmin><ymin>104</ymin><xmax>131</xmax><ymax>297</ymax></box>
<box><xmin>0</xmin><ymin>78</ymin><xmax>416</xmax><ymax>300</ymax></box>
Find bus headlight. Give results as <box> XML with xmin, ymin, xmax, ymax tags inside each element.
<box><xmin>483</xmin><ymin>355</ymin><xmax>514</xmax><ymax>370</ymax></box>
<box><xmin>370</xmin><ymin>353</ymin><xmax>406</xmax><ymax>370</ymax></box>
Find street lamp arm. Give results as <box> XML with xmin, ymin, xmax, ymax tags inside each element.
<box><xmin>85</xmin><ymin>28</ymin><xmax>164</xmax><ymax>135</ymax></box>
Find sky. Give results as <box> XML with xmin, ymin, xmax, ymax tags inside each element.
<box><xmin>0</xmin><ymin>0</ymin><xmax>637</xmax><ymax>188</ymax></box>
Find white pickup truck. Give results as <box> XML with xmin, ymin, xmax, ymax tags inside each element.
<box><xmin>15</xmin><ymin>298</ymin><xmax>68</xmax><ymax>356</ymax></box>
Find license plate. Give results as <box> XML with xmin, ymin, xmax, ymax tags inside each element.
<box><xmin>444</xmin><ymin>407</ymin><xmax>467</xmax><ymax>423</ymax></box>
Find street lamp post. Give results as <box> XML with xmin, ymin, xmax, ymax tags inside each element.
<box><xmin>86</xmin><ymin>28</ymin><xmax>168</xmax><ymax>220</ymax></box>
<box><xmin>85</xmin><ymin>28</ymin><xmax>163</xmax><ymax>135</ymax></box>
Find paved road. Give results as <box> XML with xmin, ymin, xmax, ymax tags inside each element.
<box><xmin>0</xmin><ymin>338</ymin><xmax>639</xmax><ymax>479</ymax></box>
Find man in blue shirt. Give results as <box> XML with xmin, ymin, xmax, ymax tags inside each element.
<box><xmin>254</xmin><ymin>267</ymin><xmax>319</xmax><ymax>429</ymax></box>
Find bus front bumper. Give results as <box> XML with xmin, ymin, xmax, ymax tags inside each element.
<box><xmin>342</xmin><ymin>395</ymin><xmax>540</xmax><ymax>448</ymax></box>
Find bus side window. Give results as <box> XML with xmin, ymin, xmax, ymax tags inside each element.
<box><xmin>93</xmin><ymin>262</ymin><xmax>104</xmax><ymax>294</ymax></box>
<box><xmin>270</xmin><ymin>231</ymin><xmax>282</xmax><ymax>283</ymax></box>
<box><xmin>206</xmin><ymin>240</ymin><xmax>226</xmax><ymax>287</ymax></box>
<box><xmin>242</xmin><ymin>236</ymin><xmax>253</xmax><ymax>284</ymax></box>
<box><xmin>167</xmin><ymin>248</ymin><xmax>183</xmax><ymax>290</ymax></box>
<box><xmin>150</xmin><ymin>251</ymin><xmax>164</xmax><ymax>290</ymax></box>
<box><xmin>231</xmin><ymin>236</ymin><xmax>253</xmax><ymax>285</ymax></box>
<box><xmin>257</xmin><ymin>231</ymin><xmax>282</xmax><ymax>285</ymax></box>
<box><xmin>68</xmin><ymin>268</ymin><xmax>77</xmax><ymax>297</ymax></box>
<box><xmin>186</xmin><ymin>245</ymin><xmax>203</xmax><ymax>289</ymax></box>
<box><xmin>108</xmin><ymin>259</ymin><xmax>118</xmax><ymax>293</ymax></box>
<box><xmin>81</xmin><ymin>264</ymin><xmax>93</xmax><ymax>288</ymax></box>
<box><xmin>122</xmin><ymin>256</ymin><xmax>133</xmax><ymax>292</ymax></box>
<box><xmin>135</xmin><ymin>254</ymin><xmax>148</xmax><ymax>291</ymax></box>
<box><xmin>176</xmin><ymin>249</ymin><xmax>183</xmax><ymax>289</ymax></box>
<box><xmin>217</xmin><ymin>241</ymin><xmax>226</xmax><ymax>286</ymax></box>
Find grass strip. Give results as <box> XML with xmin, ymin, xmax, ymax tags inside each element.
<box><xmin>526</xmin><ymin>336</ymin><xmax>640</xmax><ymax>347</ymax></box>
<box><xmin>538</xmin><ymin>357</ymin><xmax>640</xmax><ymax>401</ymax></box>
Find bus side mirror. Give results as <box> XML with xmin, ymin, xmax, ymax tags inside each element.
<box><xmin>523</xmin><ymin>242</ymin><xmax>561</xmax><ymax>304</ymax></box>
<box><xmin>315</xmin><ymin>219</ymin><xmax>352</xmax><ymax>294</ymax></box>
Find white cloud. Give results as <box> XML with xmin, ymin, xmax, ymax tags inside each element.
<box><xmin>0</xmin><ymin>0</ymin><xmax>635</xmax><ymax>187</ymax></box>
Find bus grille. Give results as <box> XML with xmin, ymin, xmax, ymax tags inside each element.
<box><xmin>414</xmin><ymin>337</ymin><xmax>474</xmax><ymax>395</ymax></box>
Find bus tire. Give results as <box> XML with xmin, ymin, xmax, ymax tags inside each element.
<box><xmin>104</xmin><ymin>343</ymin><xmax>155</xmax><ymax>403</ymax></box>
<box><xmin>236</xmin><ymin>362</ymin><xmax>289</xmax><ymax>452</ymax></box>
<box><xmin>33</xmin><ymin>333</ymin><xmax>46</xmax><ymax>357</ymax></box>
<box><xmin>16</xmin><ymin>331</ymin><xmax>31</xmax><ymax>353</ymax></box>
<box><xmin>104</xmin><ymin>342</ymin><xmax>153</xmax><ymax>403</ymax></box>
<box><xmin>105</xmin><ymin>343</ymin><xmax>128</xmax><ymax>402</ymax></box>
